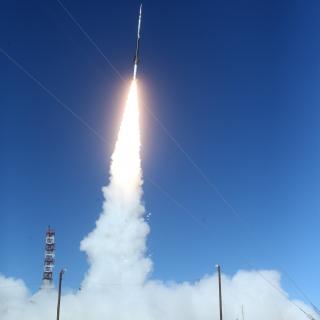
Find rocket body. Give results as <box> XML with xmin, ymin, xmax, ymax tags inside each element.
<box><xmin>133</xmin><ymin>4</ymin><xmax>142</xmax><ymax>79</ymax></box>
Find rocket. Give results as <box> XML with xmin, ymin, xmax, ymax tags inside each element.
<box><xmin>133</xmin><ymin>4</ymin><xmax>142</xmax><ymax>79</ymax></box>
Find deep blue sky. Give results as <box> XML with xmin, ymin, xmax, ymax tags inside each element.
<box><xmin>1</xmin><ymin>0</ymin><xmax>319</xmax><ymax>306</ymax></box>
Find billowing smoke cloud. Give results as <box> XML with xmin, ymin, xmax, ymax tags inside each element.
<box><xmin>0</xmin><ymin>81</ymin><xmax>318</xmax><ymax>320</ymax></box>
<box><xmin>80</xmin><ymin>80</ymin><xmax>152</xmax><ymax>289</ymax></box>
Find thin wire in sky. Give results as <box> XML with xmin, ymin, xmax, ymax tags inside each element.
<box><xmin>1</xmin><ymin>2</ymin><xmax>317</xmax><ymax>318</ymax></box>
<box><xmin>1</xmin><ymin>43</ymin><xmax>316</xmax><ymax>320</ymax></box>
<box><xmin>256</xmin><ymin>270</ymin><xmax>316</xmax><ymax>320</ymax></box>
<box><xmin>56</xmin><ymin>0</ymin><xmax>124</xmax><ymax>81</ymax></box>
<box><xmin>147</xmin><ymin>176</ymin><xmax>209</xmax><ymax>230</ymax></box>
<box><xmin>0</xmin><ymin>47</ymin><xmax>205</xmax><ymax>230</ymax></box>
<box><xmin>50</xmin><ymin>4</ymin><xmax>320</xmax><ymax>316</ymax></box>
<box><xmin>55</xmin><ymin>0</ymin><xmax>242</xmax><ymax>223</ymax></box>
<box><xmin>0</xmin><ymin>48</ymin><xmax>106</xmax><ymax>144</ymax></box>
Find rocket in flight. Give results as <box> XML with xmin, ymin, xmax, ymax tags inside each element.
<box><xmin>133</xmin><ymin>4</ymin><xmax>142</xmax><ymax>79</ymax></box>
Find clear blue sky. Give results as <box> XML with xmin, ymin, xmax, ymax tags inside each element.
<box><xmin>1</xmin><ymin>0</ymin><xmax>319</xmax><ymax>306</ymax></box>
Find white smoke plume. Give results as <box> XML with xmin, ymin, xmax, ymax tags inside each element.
<box><xmin>0</xmin><ymin>81</ymin><xmax>318</xmax><ymax>320</ymax></box>
<box><xmin>80</xmin><ymin>80</ymin><xmax>152</xmax><ymax>289</ymax></box>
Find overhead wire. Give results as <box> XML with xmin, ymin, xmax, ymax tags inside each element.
<box><xmin>55</xmin><ymin>0</ymin><xmax>245</xmax><ymax>226</ymax></box>
<box><xmin>0</xmin><ymin>48</ymin><xmax>106</xmax><ymax>144</ymax></box>
<box><xmin>282</xmin><ymin>270</ymin><xmax>320</xmax><ymax>317</ymax></box>
<box><xmin>51</xmin><ymin>4</ymin><xmax>319</xmax><ymax>316</ymax></box>
<box><xmin>1</xmin><ymin>42</ymin><xmax>316</xmax><ymax>320</ymax></box>
<box><xmin>56</xmin><ymin>0</ymin><xmax>124</xmax><ymax>81</ymax></box>
<box><xmin>146</xmin><ymin>176</ymin><xmax>208</xmax><ymax>230</ymax></box>
<box><xmin>0</xmin><ymin>2</ymin><xmax>317</xmax><ymax>318</ymax></box>
<box><xmin>256</xmin><ymin>270</ymin><xmax>316</xmax><ymax>320</ymax></box>
<box><xmin>0</xmin><ymin>47</ymin><xmax>190</xmax><ymax>229</ymax></box>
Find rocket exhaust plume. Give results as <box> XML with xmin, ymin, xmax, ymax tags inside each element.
<box><xmin>1</xmin><ymin>69</ymin><xmax>318</xmax><ymax>320</ymax></box>
<box><xmin>80</xmin><ymin>78</ymin><xmax>152</xmax><ymax>288</ymax></box>
<box><xmin>110</xmin><ymin>80</ymin><xmax>141</xmax><ymax>191</ymax></box>
<box><xmin>80</xmin><ymin>4</ymin><xmax>149</xmax><ymax>288</ymax></box>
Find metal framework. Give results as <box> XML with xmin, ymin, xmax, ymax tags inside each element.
<box><xmin>42</xmin><ymin>226</ymin><xmax>55</xmax><ymax>285</ymax></box>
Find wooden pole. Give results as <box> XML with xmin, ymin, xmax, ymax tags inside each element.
<box><xmin>56</xmin><ymin>269</ymin><xmax>65</xmax><ymax>320</ymax></box>
<box><xmin>216</xmin><ymin>265</ymin><xmax>223</xmax><ymax>320</ymax></box>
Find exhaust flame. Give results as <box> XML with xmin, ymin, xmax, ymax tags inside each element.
<box><xmin>79</xmin><ymin>79</ymin><xmax>151</xmax><ymax>289</ymax></box>
<box><xmin>111</xmin><ymin>80</ymin><xmax>141</xmax><ymax>192</ymax></box>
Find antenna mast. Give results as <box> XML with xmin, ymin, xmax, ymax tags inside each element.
<box><xmin>42</xmin><ymin>226</ymin><xmax>55</xmax><ymax>287</ymax></box>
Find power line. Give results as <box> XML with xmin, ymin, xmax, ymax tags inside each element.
<box><xmin>50</xmin><ymin>4</ymin><xmax>319</xmax><ymax>317</ymax></box>
<box><xmin>0</xmin><ymin>47</ymin><xmax>196</xmax><ymax>230</ymax></box>
<box><xmin>2</xmin><ymin>3</ymin><xmax>317</xmax><ymax>317</ymax></box>
<box><xmin>54</xmin><ymin>0</ymin><xmax>242</xmax><ymax>221</ymax></box>
<box><xmin>56</xmin><ymin>0</ymin><xmax>123</xmax><ymax>81</ymax></box>
<box><xmin>256</xmin><ymin>270</ymin><xmax>316</xmax><ymax>320</ymax></box>
<box><xmin>54</xmin><ymin>0</ymin><xmax>249</xmax><ymax>230</ymax></box>
<box><xmin>0</xmin><ymin>48</ymin><xmax>106</xmax><ymax>144</ymax></box>
<box><xmin>54</xmin><ymin>0</ymin><xmax>252</xmax><ymax>233</ymax></box>
<box><xmin>147</xmin><ymin>176</ymin><xmax>208</xmax><ymax>230</ymax></box>
<box><xmin>146</xmin><ymin>108</ymin><xmax>241</xmax><ymax>218</ymax></box>
<box><xmin>282</xmin><ymin>270</ymin><xmax>314</xmax><ymax>306</ymax></box>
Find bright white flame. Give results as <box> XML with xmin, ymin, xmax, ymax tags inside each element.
<box><xmin>79</xmin><ymin>79</ymin><xmax>151</xmax><ymax>289</ymax></box>
<box><xmin>111</xmin><ymin>80</ymin><xmax>141</xmax><ymax>192</ymax></box>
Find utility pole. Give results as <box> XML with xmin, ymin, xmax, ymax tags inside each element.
<box><xmin>216</xmin><ymin>265</ymin><xmax>223</xmax><ymax>320</ymax></box>
<box><xmin>56</xmin><ymin>269</ymin><xmax>66</xmax><ymax>320</ymax></box>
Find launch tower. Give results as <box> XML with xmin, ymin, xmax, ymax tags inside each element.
<box><xmin>42</xmin><ymin>226</ymin><xmax>55</xmax><ymax>287</ymax></box>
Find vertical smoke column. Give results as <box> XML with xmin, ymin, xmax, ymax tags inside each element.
<box><xmin>80</xmin><ymin>80</ymin><xmax>152</xmax><ymax>289</ymax></box>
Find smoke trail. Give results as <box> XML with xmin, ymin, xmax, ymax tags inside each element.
<box><xmin>80</xmin><ymin>80</ymin><xmax>152</xmax><ymax>288</ymax></box>
<box><xmin>0</xmin><ymin>81</ymin><xmax>318</xmax><ymax>320</ymax></box>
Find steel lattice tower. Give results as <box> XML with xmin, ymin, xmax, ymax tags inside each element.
<box><xmin>42</xmin><ymin>226</ymin><xmax>55</xmax><ymax>286</ymax></box>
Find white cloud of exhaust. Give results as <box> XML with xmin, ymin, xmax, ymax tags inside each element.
<box><xmin>0</xmin><ymin>81</ymin><xmax>317</xmax><ymax>320</ymax></box>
